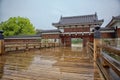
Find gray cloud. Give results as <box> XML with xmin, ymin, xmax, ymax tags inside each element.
<box><xmin>0</xmin><ymin>0</ymin><xmax>120</xmax><ymax>29</ymax></box>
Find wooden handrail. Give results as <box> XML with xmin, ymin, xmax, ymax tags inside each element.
<box><xmin>96</xmin><ymin>59</ymin><xmax>112</xmax><ymax>80</ymax></box>
<box><xmin>102</xmin><ymin>52</ymin><xmax>120</xmax><ymax>77</ymax></box>
<box><xmin>4</xmin><ymin>42</ymin><xmax>41</xmax><ymax>45</ymax></box>
<box><xmin>96</xmin><ymin>45</ymin><xmax>120</xmax><ymax>80</ymax></box>
<box><xmin>88</xmin><ymin>45</ymin><xmax>94</xmax><ymax>51</ymax></box>
<box><xmin>4</xmin><ymin>42</ymin><xmax>59</xmax><ymax>52</ymax></box>
<box><xmin>87</xmin><ymin>41</ymin><xmax>120</xmax><ymax>80</ymax></box>
<box><xmin>99</xmin><ymin>45</ymin><xmax>120</xmax><ymax>56</ymax></box>
<box><xmin>88</xmin><ymin>42</ymin><xmax>93</xmax><ymax>46</ymax></box>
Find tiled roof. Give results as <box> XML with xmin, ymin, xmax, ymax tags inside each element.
<box><xmin>106</xmin><ymin>15</ymin><xmax>120</xmax><ymax>27</ymax></box>
<box><xmin>113</xmin><ymin>15</ymin><xmax>120</xmax><ymax>20</ymax></box>
<box><xmin>60</xmin><ymin>14</ymin><xmax>98</xmax><ymax>24</ymax></box>
<box><xmin>91</xmin><ymin>27</ymin><xmax>115</xmax><ymax>32</ymax></box>
<box><xmin>5</xmin><ymin>35</ymin><xmax>41</xmax><ymax>39</ymax></box>
<box><xmin>53</xmin><ymin>13</ymin><xmax>104</xmax><ymax>26</ymax></box>
<box><xmin>41</xmin><ymin>29</ymin><xmax>61</xmax><ymax>33</ymax></box>
<box><xmin>100</xmin><ymin>27</ymin><xmax>115</xmax><ymax>31</ymax></box>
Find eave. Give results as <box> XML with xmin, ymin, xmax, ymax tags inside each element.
<box><xmin>52</xmin><ymin>20</ymin><xmax>104</xmax><ymax>28</ymax></box>
<box><xmin>106</xmin><ymin>17</ymin><xmax>120</xmax><ymax>28</ymax></box>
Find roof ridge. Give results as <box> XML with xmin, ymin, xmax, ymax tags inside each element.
<box><xmin>115</xmin><ymin>15</ymin><xmax>120</xmax><ymax>18</ymax></box>
<box><xmin>5</xmin><ymin>35</ymin><xmax>40</xmax><ymax>38</ymax></box>
<box><xmin>62</xmin><ymin>14</ymin><xmax>96</xmax><ymax>19</ymax></box>
<box><xmin>42</xmin><ymin>29</ymin><xmax>59</xmax><ymax>31</ymax></box>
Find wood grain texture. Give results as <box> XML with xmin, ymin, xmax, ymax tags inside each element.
<box><xmin>0</xmin><ymin>47</ymin><xmax>103</xmax><ymax>80</ymax></box>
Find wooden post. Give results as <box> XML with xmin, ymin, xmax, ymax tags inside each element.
<box><xmin>94</xmin><ymin>26</ymin><xmax>101</xmax><ymax>61</ymax></box>
<box><xmin>39</xmin><ymin>43</ymin><xmax>41</xmax><ymax>49</ymax></box>
<box><xmin>0</xmin><ymin>31</ymin><xmax>4</xmax><ymax>55</ymax></box>
<box><xmin>54</xmin><ymin>43</ymin><xmax>55</xmax><ymax>47</ymax></box>
<box><xmin>16</xmin><ymin>46</ymin><xmax>18</xmax><ymax>51</ymax></box>
<box><xmin>26</xmin><ymin>43</ymin><xmax>29</xmax><ymax>51</ymax></box>
<box><xmin>94</xmin><ymin>39</ymin><xmax>100</xmax><ymax>61</ymax></box>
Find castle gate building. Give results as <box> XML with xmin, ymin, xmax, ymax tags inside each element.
<box><xmin>52</xmin><ymin>13</ymin><xmax>104</xmax><ymax>47</ymax></box>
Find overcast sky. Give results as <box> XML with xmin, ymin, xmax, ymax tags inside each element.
<box><xmin>0</xmin><ymin>0</ymin><xmax>120</xmax><ymax>30</ymax></box>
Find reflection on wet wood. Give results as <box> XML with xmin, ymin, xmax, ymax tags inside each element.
<box><xmin>0</xmin><ymin>47</ymin><xmax>103</xmax><ymax>80</ymax></box>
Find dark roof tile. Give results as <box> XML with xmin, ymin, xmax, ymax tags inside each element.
<box><xmin>106</xmin><ymin>15</ymin><xmax>120</xmax><ymax>27</ymax></box>
<box><xmin>59</xmin><ymin>14</ymin><xmax>98</xmax><ymax>24</ymax></box>
<box><xmin>5</xmin><ymin>35</ymin><xmax>41</xmax><ymax>39</ymax></box>
<box><xmin>100</xmin><ymin>27</ymin><xmax>115</xmax><ymax>31</ymax></box>
<box><xmin>41</xmin><ymin>29</ymin><xmax>61</xmax><ymax>33</ymax></box>
<box><xmin>53</xmin><ymin>13</ymin><xmax>104</xmax><ymax>27</ymax></box>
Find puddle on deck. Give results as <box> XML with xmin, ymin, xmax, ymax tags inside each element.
<box><xmin>0</xmin><ymin>47</ymin><xmax>102</xmax><ymax>80</ymax></box>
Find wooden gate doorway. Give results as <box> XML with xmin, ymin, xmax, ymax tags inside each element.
<box><xmin>60</xmin><ymin>34</ymin><xmax>93</xmax><ymax>47</ymax></box>
<box><xmin>71</xmin><ymin>38</ymin><xmax>83</xmax><ymax>48</ymax></box>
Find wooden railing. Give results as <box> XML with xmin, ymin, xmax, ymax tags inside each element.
<box><xmin>87</xmin><ymin>42</ymin><xmax>120</xmax><ymax>80</ymax></box>
<box><xmin>87</xmin><ymin>42</ymin><xmax>94</xmax><ymax>59</ymax></box>
<box><xmin>4</xmin><ymin>42</ymin><xmax>60</xmax><ymax>52</ymax></box>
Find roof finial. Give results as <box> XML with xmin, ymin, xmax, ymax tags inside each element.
<box><xmin>60</xmin><ymin>15</ymin><xmax>62</xmax><ymax>20</ymax></box>
<box><xmin>95</xmin><ymin>12</ymin><xmax>97</xmax><ymax>16</ymax></box>
<box><xmin>95</xmin><ymin>12</ymin><xmax>98</xmax><ymax>20</ymax></box>
<box><xmin>59</xmin><ymin>15</ymin><xmax>62</xmax><ymax>23</ymax></box>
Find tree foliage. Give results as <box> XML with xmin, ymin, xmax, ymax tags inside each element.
<box><xmin>0</xmin><ymin>16</ymin><xmax>36</xmax><ymax>36</ymax></box>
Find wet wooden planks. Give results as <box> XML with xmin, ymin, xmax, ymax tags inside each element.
<box><xmin>0</xmin><ymin>47</ymin><xmax>103</xmax><ymax>80</ymax></box>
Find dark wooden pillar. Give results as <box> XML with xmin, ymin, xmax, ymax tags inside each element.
<box><xmin>89</xmin><ymin>35</ymin><xmax>94</xmax><ymax>42</ymax></box>
<box><xmin>65</xmin><ymin>37</ymin><xmax>71</xmax><ymax>47</ymax></box>
<box><xmin>117</xmin><ymin>28</ymin><xmax>120</xmax><ymax>37</ymax></box>
<box><xmin>0</xmin><ymin>56</ymin><xmax>6</xmax><ymax>78</ymax></box>
<box><xmin>0</xmin><ymin>31</ymin><xmax>4</xmax><ymax>55</ymax></box>
<box><xmin>83</xmin><ymin>37</ymin><xmax>87</xmax><ymax>47</ymax></box>
<box><xmin>64</xmin><ymin>36</ymin><xmax>71</xmax><ymax>47</ymax></box>
<box><xmin>61</xmin><ymin>37</ymin><xmax>65</xmax><ymax>46</ymax></box>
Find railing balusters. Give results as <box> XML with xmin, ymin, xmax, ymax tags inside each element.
<box><xmin>87</xmin><ymin>41</ymin><xmax>120</xmax><ymax>80</ymax></box>
<box><xmin>4</xmin><ymin>42</ymin><xmax>59</xmax><ymax>52</ymax></box>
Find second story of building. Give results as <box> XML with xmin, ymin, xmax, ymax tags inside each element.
<box><xmin>105</xmin><ymin>15</ymin><xmax>120</xmax><ymax>38</ymax></box>
<box><xmin>52</xmin><ymin>13</ymin><xmax>104</xmax><ymax>34</ymax></box>
<box><xmin>106</xmin><ymin>15</ymin><xmax>120</xmax><ymax>29</ymax></box>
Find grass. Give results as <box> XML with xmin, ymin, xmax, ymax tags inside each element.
<box><xmin>71</xmin><ymin>38</ymin><xmax>82</xmax><ymax>44</ymax></box>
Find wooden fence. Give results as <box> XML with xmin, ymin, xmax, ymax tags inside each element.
<box><xmin>4</xmin><ymin>42</ymin><xmax>60</xmax><ymax>52</ymax></box>
<box><xmin>87</xmin><ymin>41</ymin><xmax>120</xmax><ymax>80</ymax></box>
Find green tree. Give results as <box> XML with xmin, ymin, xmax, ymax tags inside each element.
<box><xmin>0</xmin><ymin>16</ymin><xmax>36</xmax><ymax>36</ymax></box>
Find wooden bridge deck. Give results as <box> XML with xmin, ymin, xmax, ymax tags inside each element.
<box><xmin>0</xmin><ymin>47</ymin><xmax>103</xmax><ymax>80</ymax></box>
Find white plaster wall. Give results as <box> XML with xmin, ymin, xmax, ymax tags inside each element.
<box><xmin>41</xmin><ymin>39</ymin><xmax>60</xmax><ymax>43</ymax></box>
<box><xmin>112</xmin><ymin>21</ymin><xmax>120</xmax><ymax>28</ymax></box>
<box><xmin>117</xmin><ymin>38</ymin><xmax>120</xmax><ymax>48</ymax></box>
